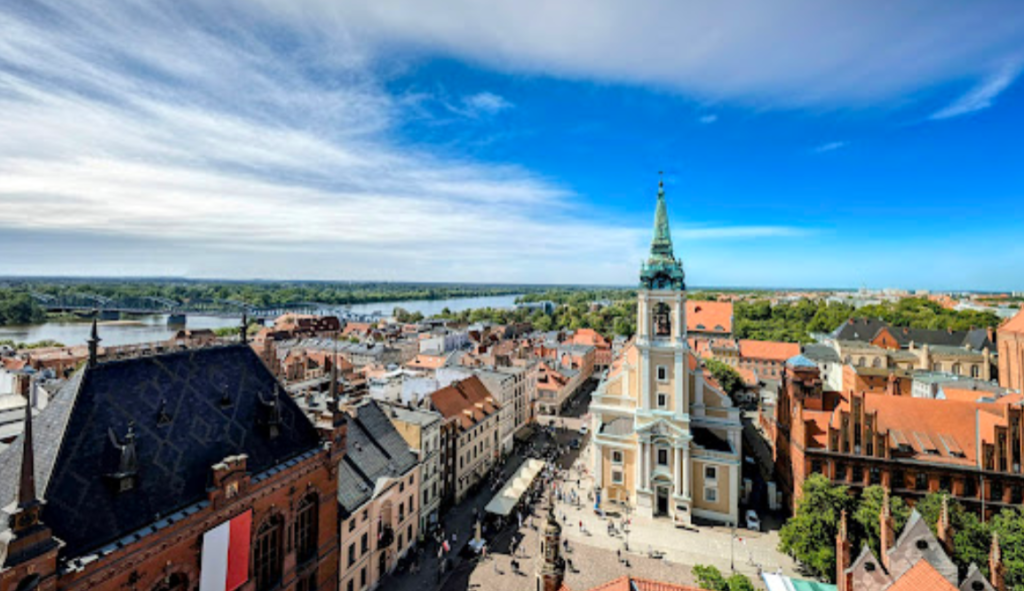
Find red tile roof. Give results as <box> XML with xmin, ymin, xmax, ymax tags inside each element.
<box><xmin>738</xmin><ymin>339</ymin><xmax>801</xmax><ymax>362</ymax></box>
<box><xmin>569</xmin><ymin>575</ymin><xmax>702</xmax><ymax>591</ymax></box>
<box><xmin>886</xmin><ymin>560</ymin><xmax>957</xmax><ymax>591</ymax></box>
<box><xmin>687</xmin><ymin>300</ymin><xmax>733</xmax><ymax>334</ymax></box>
<box><xmin>430</xmin><ymin>375</ymin><xmax>499</xmax><ymax>431</ymax></box>
<box><xmin>570</xmin><ymin>328</ymin><xmax>611</xmax><ymax>350</ymax></box>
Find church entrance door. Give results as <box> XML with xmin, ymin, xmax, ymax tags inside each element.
<box><xmin>656</xmin><ymin>486</ymin><xmax>669</xmax><ymax>516</ymax></box>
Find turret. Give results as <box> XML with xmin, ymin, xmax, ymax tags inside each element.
<box><xmin>836</xmin><ymin>509</ymin><xmax>852</xmax><ymax>591</ymax></box>
<box><xmin>87</xmin><ymin>317</ymin><xmax>101</xmax><ymax>368</ymax></box>
<box><xmin>880</xmin><ymin>488</ymin><xmax>895</xmax><ymax>571</ymax></box>
<box><xmin>990</xmin><ymin>532</ymin><xmax>1005</xmax><ymax>591</ymax></box>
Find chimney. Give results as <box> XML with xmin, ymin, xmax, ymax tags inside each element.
<box><xmin>880</xmin><ymin>489</ymin><xmax>895</xmax><ymax>571</ymax></box>
<box><xmin>990</xmin><ymin>532</ymin><xmax>1006</xmax><ymax>591</ymax></box>
<box><xmin>836</xmin><ymin>509</ymin><xmax>852</xmax><ymax>591</ymax></box>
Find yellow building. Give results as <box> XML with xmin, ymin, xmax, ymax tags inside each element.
<box><xmin>590</xmin><ymin>179</ymin><xmax>742</xmax><ymax>525</ymax></box>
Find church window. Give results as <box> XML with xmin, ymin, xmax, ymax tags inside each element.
<box><xmin>704</xmin><ymin>487</ymin><xmax>717</xmax><ymax>503</ymax></box>
<box><xmin>612</xmin><ymin>470</ymin><xmax>623</xmax><ymax>484</ymax></box>
<box><xmin>657</xmin><ymin>448</ymin><xmax>669</xmax><ymax>466</ymax></box>
<box><xmin>657</xmin><ymin>393</ymin><xmax>667</xmax><ymax>408</ymax></box>
<box><xmin>295</xmin><ymin>494</ymin><xmax>319</xmax><ymax>564</ymax></box>
<box><xmin>612</xmin><ymin>451</ymin><xmax>623</xmax><ymax>464</ymax></box>
<box><xmin>704</xmin><ymin>466</ymin><xmax>717</xmax><ymax>482</ymax></box>
<box><xmin>254</xmin><ymin>515</ymin><xmax>284</xmax><ymax>591</ymax></box>
<box><xmin>657</xmin><ymin>366</ymin><xmax>668</xmax><ymax>381</ymax></box>
<box><xmin>971</xmin><ymin>365</ymin><xmax>980</xmax><ymax>378</ymax></box>
<box><xmin>654</xmin><ymin>303</ymin><xmax>671</xmax><ymax>337</ymax></box>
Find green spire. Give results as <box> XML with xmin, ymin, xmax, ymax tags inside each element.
<box><xmin>650</xmin><ymin>176</ymin><xmax>674</xmax><ymax>261</ymax></box>
<box><xmin>639</xmin><ymin>173</ymin><xmax>686</xmax><ymax>291</ymax></box>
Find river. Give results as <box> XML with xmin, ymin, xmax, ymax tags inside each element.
<box><xmin>0</xmin><ymin>293</ymin><xmax>522</xmax><ymax>347</ymax></box>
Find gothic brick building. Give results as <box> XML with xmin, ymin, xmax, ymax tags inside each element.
<box><xmin>998</xmin><ymin>307</ymin><xmax>1024</xmax><ymax>392</ymax></box>
<box><xmin>0</xmin><ymin>324</ymin><xmax>343</xmax><ymax>591</ymax></box>
<box><xmin>772</xmin><ymin>354</ymin><xmax>1024</xmax><ymax>518</ymax></box>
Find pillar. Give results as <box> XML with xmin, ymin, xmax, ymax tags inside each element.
<box><xmin>683</xmin><ymin>446</ymin><xmax>691</xmax><ymax>498</ymax></box>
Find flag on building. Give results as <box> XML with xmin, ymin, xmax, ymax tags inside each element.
<box><xmin>199</xmin><ymin>510</ymin><xmax>252</xmax><ymax>591</ymax></box>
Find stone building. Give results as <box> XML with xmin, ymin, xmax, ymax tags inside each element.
<box><xmin>0</xmin><ymin>327</ymin><xmax>343</xmax><ymax>591</ymax></box>
<box><xmin>771</xmin><ymin>355</ymin><xmax>1024</xmax><ymax>517</ymax></box>
<box><xmin>590</xmin><ymin>179</ymin><xmax>742</xmax><ymax>525</ymax></box>
<box><xmin>336</xmin><ymin>400</ymin><xmax>419</xmax><ymax>591</ymax></box>
<box><xmin>998</xmin><ymin>308</ymin><xmax>1024</xmax><ymax>392</ymax></box>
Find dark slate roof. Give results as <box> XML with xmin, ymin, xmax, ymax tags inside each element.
<box><xmin>802</xmin><ymin>343</ymin><xmax>841</xmax><ymax>363</ymax></box>
<box><xmin>336</xmin><ymin>400</ymin><xmax>417</xmax><ymax>518</ymax></box>
<box><xmin>832</xmin><ymin>318</ymin><xmax>889</xmax><ymax>341</ymax></box>
<box><xmin>600</xmin><ymin>417</ymin><xmax>633</xmax><ymax>436</ymax></box>
<box><xmin>0</xmin><ymin>345</ymin><xmax>320</xmax><ymax>561</ymax></box>
<box><xmin>833</xmin><ymin>318</ymin><xmax>991</xmax><ymax>351</ymax></box>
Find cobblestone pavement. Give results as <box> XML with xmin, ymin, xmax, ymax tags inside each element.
<box><xmin>380</xmin><ymin>381</ymin><xmax>804</xmax><ymax>591</ymax></box>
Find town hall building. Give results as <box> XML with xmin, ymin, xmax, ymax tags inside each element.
<box><xmin>590</xmin><ymin>178</ymin><xmax>742</xmax><ymax>525</ymax></box>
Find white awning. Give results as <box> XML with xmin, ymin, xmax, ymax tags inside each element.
<box><xmin>484</xmin><ymin>458</ymin><xmax>546</xmax><ymax>516</ymax></box>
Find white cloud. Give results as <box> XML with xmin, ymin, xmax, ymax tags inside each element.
<box><xmin>253</xmin><ymin>0</ymin><xmax>1024</xmax><ymax>109</ymax></box>
<box><xmin>0</xmin><ymin>0</ymin><xmax>800</xmax><ymax>284</ymax></box>
<box><xmin>698</xmin><ymin>114</ymin><xmax>718</xmax><ymax>124</ymax></box>
<box><xmin>460</xmin><ymin>91</ymin><xmax>514</xmax><ymax>116</ymax></box>
<box><xmin>930</xmin><ymin>62</ymin><xmax>1021</xmax><ymax>120</ymax></box>
<box><xmin>813</xmin><ymin>141</ymin><xmax>847</xmax><ymax>153</ymax></box>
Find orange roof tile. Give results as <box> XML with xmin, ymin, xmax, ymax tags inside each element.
<box><xmin>738</xmin><ymin>340</ymin><xmax>801</xmax><ymax>362</ymax></box>
<box><xmin>430</xmin><ymin>376</ymin><xmax>499</xmax><ymax>431</ymax></box>
<box><xmin>575</xmin><ymin>576</ymin><xmax>702</xmax><ymax>591</ymax></box>
<box><xmin>687</xmin><ymin>300</ymin><xmax>733</xmax><ymax>334</ymax></box>
<box><xmin>570</xmin><ymin>328</ymin><xmax>611</xmax><ymax>349</ymax></box>
<box><xmin>886</xmin><ymin>560</ymin><xmax>957</xmax><ymax>591</ymax></box>
<box><xmin>831</xmin><ymin>393</ymin><xmax>1009</xmax><ymax>465</ymax></box>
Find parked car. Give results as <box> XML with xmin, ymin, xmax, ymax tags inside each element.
<box><xmin>579</xmin><ymin>425</ymin><xmax>589</xmax><ymax>435</ymax></box>
<box><xmin>745</xmin><ymin>509</ymin><xmax>761</xmax><ymax>532</ymax></box>
<box><xmin>569</xmin><ymin>438</ymin><xmax>581</xmax><ymax>450</ymax></box>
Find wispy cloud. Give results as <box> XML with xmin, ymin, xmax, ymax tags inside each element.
<box><xmin>813</xmin><ymin>141</ymin><xmax>847</xmax><ymax>154</ymax></box>
<box><xmin>698</xmin><ymin>114</ymin><xmax>718</xmax><ymax>124</ymax></box>
<box><xmin>274</xmin><ymin>0</ymin><xmax>1024</xmax><ymax>109</ymax></box>
<box><xmin>930</xmin><ymin>62</ymin><xmax>1021</xmax><ymax>120</ymax></box>
<box><xmin>458</xmin><ymin>91</ymin><xmax>514</xmax><ymax>117</ymax></box>
<box><xmin>0</xmin><ymin>1</ymin><xmax>805</xmax><ymax>284</ymax></box>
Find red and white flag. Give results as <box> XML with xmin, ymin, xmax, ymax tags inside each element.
<box><xmin>200</xmin><ymin>510</ymin><xmax>252</xmax><ymax>591</ymax></box>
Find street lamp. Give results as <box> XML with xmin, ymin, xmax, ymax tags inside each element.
<box><xmin>730</xmin><ymin>522</ymin><xmax>736</xmax><ymax>573</ymax></box>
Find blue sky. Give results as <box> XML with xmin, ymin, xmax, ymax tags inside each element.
<box><xmin>1</xmin><ymin>1</ymin><xmax>1023</xmax><ymax>290</ymax></box>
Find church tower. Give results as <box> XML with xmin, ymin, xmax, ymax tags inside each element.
<box><xmin>633</xmin><ymin>175</ymin><xmax>693</xmax><ymax>523</ymax></box>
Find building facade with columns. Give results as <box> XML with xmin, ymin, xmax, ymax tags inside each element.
<box><xmin>590</xmin><ymin>179</ymin><xmax>742</xmax><ymax>526</ymax></box>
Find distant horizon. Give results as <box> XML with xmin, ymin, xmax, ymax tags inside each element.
<box><xmin>2</xmin><ymin>275</ymin><xmax>1020</xmax><ymax>296</ymax></box>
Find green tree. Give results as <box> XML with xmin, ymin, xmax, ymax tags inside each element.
<box><xmin>852</xmin><ymin>485</ymin><xmax>911</xmax><ymax>557</ymax></box>
<box><xmin>704</xmin><ymin>359</ymin><xmax>745</xmax><ymax>400</ymax></box>
<box><xmin>725</xmin><ymin>573</ymin><xmax>756</xmax><ymax>591</ymax></box>
<box><xmin>692</xmin><ymin>565</ymin><xmax>728</xmax><ymax>591</ymax></box>
<box><xmin>779</xmin><ymin>474</ymin><xmax>856</xmax><ymax>582</ymax></box>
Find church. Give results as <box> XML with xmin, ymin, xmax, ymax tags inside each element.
<box><xmin>590</xmin><ymin>178</ymin><xmax>742</xmax><ymax>525</ymax></box>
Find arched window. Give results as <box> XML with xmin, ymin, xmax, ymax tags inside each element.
<box><xmin>872</xmin><ymin>357</ymin><xmax>882</xmax><ymax>368</ymax></box>
<box><xmin>295</xmin><ymin>494</ymin><xmax>319</xmax><ymax>564</ymax></box>
<box><xmin>254</xmin><ymin>515</ymin><xmax>284</xmax><ymax>591</ymax></box>
<box><xmin>952</xmin><ymin>363</ymin><xmax>961</xmax><ymax>375</ymax></box>
<box><xmin>857</xmin><ymin>357</ymin><xmax>866</xmax><ymax>367</ymax></box>
<box><xmin>933</xmin><ymin>362</ymin><xmax>942</xmax><ymax>372</ymax></box>
<box><xmin>971</xmin><ymin>365</ymin><xmax>980</xmax><ymax>378</ymax></box>
<box><xmin>653</xmin><ymin>303</ymin><xmax>671</xmax><ymax>337</ymax></box>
